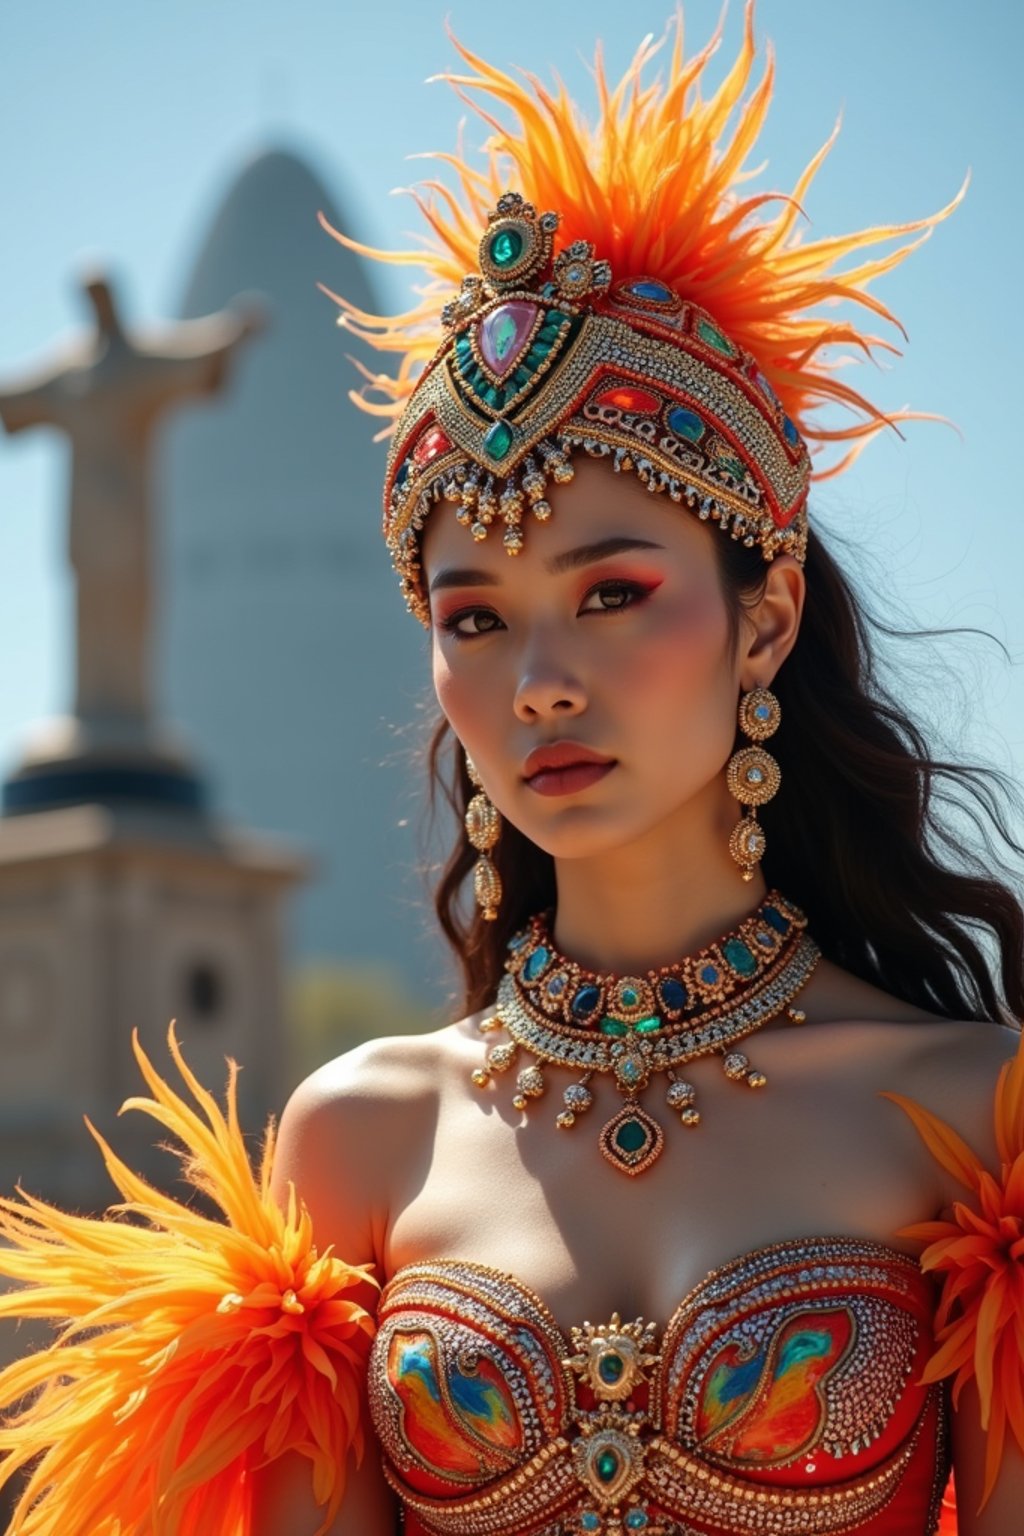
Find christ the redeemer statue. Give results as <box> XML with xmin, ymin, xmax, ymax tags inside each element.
<box><xmin>0</xmin><ymin>272</ymin><xmax>263</xmax><ymax>737</ymax></box>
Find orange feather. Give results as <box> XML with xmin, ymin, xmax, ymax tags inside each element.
<box><xmin>0</xmin><ymin>1024</ymin><xmax>378</xmax><ymax>1535</ymax></box>
<box><xmin>319</xmin><ymin>1</ymin><xmax>963</xmax><ymax>474</ymax></box>
<box><xmin>883</xmin><ymin>1029</ymin><xmax>1024</xmax><ymax>1509</ymax></box>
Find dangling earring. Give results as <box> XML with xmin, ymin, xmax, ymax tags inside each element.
<box><xmin>465</xmin><ymin>755</ymin><xmax>503</xmax><ymax>920</ymax></box>
<box><xmin>726</xmin><ymin>687</ymin><xmax>781</xmax><ymax>881</ymax></box>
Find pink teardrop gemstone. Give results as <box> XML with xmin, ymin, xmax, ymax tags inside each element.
<box><xmin>477</xmin><ymin>302</ymin><xmax>539</xmax><ymax>377</ymax></box>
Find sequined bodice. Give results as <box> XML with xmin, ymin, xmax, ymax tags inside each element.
<box><xmin>368</xmin><ymin>1237</ymin><xmax>950</xmax><ymax>1536</ymax></box>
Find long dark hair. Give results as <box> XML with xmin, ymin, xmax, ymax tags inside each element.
<box><xmin>424</xmin><ymin>524</ymin><xmax>1024</xmax><ymax>1022</ymax></box>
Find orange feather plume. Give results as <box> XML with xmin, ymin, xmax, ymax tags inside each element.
<box><xmin>320</xmin><ymin>1</ymin><xmax>963</xmax><ymax>470</ymax></box>
<box><xmin>883</xmin><ymin>1029</ymin><xmax>1024</xmax><ymax>1510</ymax></box>
<box><xmin>0</xmin><ymin>1023</ymin><xmax>378</xmax><ymax>1535</ymax></box>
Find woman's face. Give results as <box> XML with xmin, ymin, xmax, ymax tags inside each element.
<box><xmin>422</xmin><ymin>456</ymin><xmax>763</xmax><ymax>861</ymax></box>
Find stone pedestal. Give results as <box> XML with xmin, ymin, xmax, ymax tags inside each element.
<box><xmin>0</xmin><ymin>796</ymin><xmax>308</xmax><ymax>1208</ymax></box>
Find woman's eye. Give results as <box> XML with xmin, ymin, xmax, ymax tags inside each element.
<box><xmin>578</xmin><ymin>579</ymin><xmax>650</xmax><ymax>614</ymax></box>
<box><xmin>439</xmin><ymin>607</ymin><xmax>504</xmax><ymax>639</ymax></box>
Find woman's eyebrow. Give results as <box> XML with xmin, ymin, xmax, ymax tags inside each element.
<box><xmin>429</xmin><ymin>565</ymin><xmax>499</xmax><ymax>593</ymax></box>
<box><xmin>546</xmin><ymin>536</ymin><xmax>664</xmax><ymax>574</ymax></box>
<box><xmin>429</xmin><ymin>536</ymin><xmax>664</xmax><ymax>593</ymax></box>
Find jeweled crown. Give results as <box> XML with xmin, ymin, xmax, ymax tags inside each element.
<box><xmin>320</xmin><ymin>7</ymin><xmax>962</xmax><ymax>624</ymax></box>
<box><xmin>382</xmin><ymin>191</ymin><xmax>811</xmax><ymax>623</ymax></box>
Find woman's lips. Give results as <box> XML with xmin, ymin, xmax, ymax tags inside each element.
<box><xmin>525</xmin><ymin>761</ymin><xmax>616</xmax><ymax>797</ymax></box>
<box><xmin>521</xmin><ymin>741</ymin><xmax>617</xmax><ymax>797</ymax></box>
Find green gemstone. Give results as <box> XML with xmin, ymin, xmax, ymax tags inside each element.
<box><xmin>697</xmin><ymin>318</ymin><xmax>735</xmax><ymax>356</ymax></box>
<box><xmin>724</xmin><ymin>938</ymin><xmax>758</xmax><ymax>976</ymax></box>
<box><xmin>634</xmin><ymin>1016</ymin><xmax>662</xmax><ymax>1034</ymax></box>
<box><xmin>596</xmin><ymin>1449</ymin><xmax>620</xmax><ymax>1483</ymax></box>
<box><xmin>490</xmin><ymin>228</ymin><xmax>523</xmax><ymax>268</ymax></box>
<box><xmin>599</xmin><ymin>1353</ymin><xmax>624</xmax><ymax>1383</ymax></box>
<box><xmin>614</xmin><ymin>1118</ymin><xmax>649</xmax><ymax>1154</ymax></box>
<box><xmin>484</xmin><ymin>419</ymin><xmax>514</xmax><ymax>461</ymax></box>
<box><xmin>599</xmin><ymin>1017</ymin><xmax>628</xmax><ymax>1037</ymax></box>
<box><xmin>620</xmin><ymin>986</ymin><xmax>640</xmax><ymax>1007</ymax></box>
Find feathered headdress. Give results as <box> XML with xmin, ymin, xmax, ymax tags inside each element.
<box><xmin>319</xmin><ymin>2</ymin><xmax>962</xmax><ymax>622</ymax></box>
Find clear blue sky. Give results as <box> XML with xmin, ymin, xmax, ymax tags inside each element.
<box><xmin>1</xmin><ymin>1</ymin><xmax>1021</xmax><ymax>816</ymax></box>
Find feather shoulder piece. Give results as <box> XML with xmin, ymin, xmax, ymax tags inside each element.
<box><xmin>0</xmin><ymin>1023</ymin><xmax>378</xmax><ymax>1535</ymax></box>
<box><xmin>883</xmin><ymin>1028</ymin><xmax>1024</xmax><ymax>1509</ymax></box>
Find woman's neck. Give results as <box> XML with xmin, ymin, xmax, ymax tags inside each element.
<box><xmin>550</xmin><ymin>782</ymin><xmax>768</xmax><ymax>974</ymax></box>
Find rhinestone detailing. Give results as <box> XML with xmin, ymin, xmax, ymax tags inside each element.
<box><xmin>383</xmin><ymin>191</ymin><xmax>810</xmax><ymax>625</ymax></box>
<box><xmin>728</xmin><ymin>687</ymin><xmax>783</xmax><ymax>882</ymax></box>
<box><xmin>367</xmin><ymin>1239</ymin><xmax>947</xmax><ymax>1536</ymax></box>
<box><xmin>471</xmin><ymin>893</ymin><xmax>819</xmax><ymax>1173</ymax></box>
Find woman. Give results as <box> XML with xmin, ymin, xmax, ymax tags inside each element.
<box><xmin>1</xmin><ymin>8</ymin><xmax>1022</xmax><ymax>1535</ymax></box>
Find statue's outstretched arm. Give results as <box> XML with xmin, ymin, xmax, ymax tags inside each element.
<box><xmin>143</xmin><ymin>301</ymin><xmax>267</xmax><ymax>400</ymax></box>
<box><xmin>0</xmin><ymin>367</ymin><xmax>63</xmax><ymax>435</ymax></box>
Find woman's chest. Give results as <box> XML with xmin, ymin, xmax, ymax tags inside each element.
<box><xmin>384</xmin><ymin>1052</ymin><xmax>936</xmax><ymax>1320</ymax></box>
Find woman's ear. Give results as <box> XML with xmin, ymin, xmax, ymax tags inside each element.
<box><xmin>739</xmin><ymin>555</ymin><xmax>806</xmax><ymax>688</ymax></box>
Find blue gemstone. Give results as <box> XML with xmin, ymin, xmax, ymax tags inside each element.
<box><xmin>763</xmin><ymin>905</ymin><xmax>790</xmax><ymax>934</ymax></box>
<box><xmin>667</xmin><ymin>404</ymin><xmax>705</xmax><ymax>443</ymax></box>
<box><xmin>547</xmin><ymin>973</ymin><xmax>568</xmax><ymax>997</ymax></box>
<box><xmin>599</xmin><ymin>1352</ymin><xmax>624</xmax><ymax>1382</ymax></box>
<box><xmin>625</xmin><ymin>1513</ymin><xmax>649</xmax><ymax>1531</ymax></box>
<box><xmin>523</xmin><ymin>947</ymin><xmax>550</xmax><ymax>981</ymax></box>
<box><xmin>724</xmin><ymin>938</ymin><xmax>758</xmax><ymax>976</ymax></box>
<box><xmin>627</xmin><ymin>278</ymin><xmax>675</xmax><ymax>303</ymax></box>
<box><xmin>700</xmin><ymin>964</ymin><xmax>720</xmax><ymax>985</ymax></box>
<box><xmin>572</xmin><ymin>984</ymin><xmax>601</xmax><ymax>1020</ymax></box>
<box><xmin>755</xmin><ymin>930</ymin><xmax>775</xmax><ymax>949</ymax></box>
<box><xmin>782</xmin><ymin>414</ymin><xmax>800</xmax><ymax>448</ymax></box>
<box><xmin>394</xmin><ymin>458</ymin><xmax>411</xmax><ymax>489</ymax></box>
<box><xmin>581</xmin><ymin>1515</ymin><xmax>602</xmax><ymax>1533</ymax></box>
<box><xmin>659</xmin><ymin>978</ymin><xmax>687</xmax><ymax>1012</ymax></box>
<box><xmin>754</xmin><ymin>369</ymin><xmax>779</xmax><ymax>406</ymax></box>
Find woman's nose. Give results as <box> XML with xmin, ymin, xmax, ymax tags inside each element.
<box><xmin>512</xmin><ymin>638</ymin><xmax>588</xmax><ymax>722</ymax></box>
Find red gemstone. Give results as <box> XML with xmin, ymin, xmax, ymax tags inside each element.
<box><xmin>593</xmin><ymin>386</ymin><xmax>661</xmax><ymax>414</ymax></box>
<box><xmin>412</xmin><ymin>426</ymin><xmax>452</xmax><ymax>466</ymax></box>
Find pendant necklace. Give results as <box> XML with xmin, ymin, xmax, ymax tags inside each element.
<box><xmin>471</xmin><ymin>892</ymin><xmax>819</xmax><ymax>1175</ymax></box>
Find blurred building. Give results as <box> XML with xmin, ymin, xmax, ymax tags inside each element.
<box><xmin>158</xmin><ymin>145</ymin><xmax>451</xmax><ymax>1023</ymax></box>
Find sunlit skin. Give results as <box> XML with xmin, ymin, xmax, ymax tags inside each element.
<box><xmin>254</xmin><ymin>458</ymin><xmax>1024</xmax><ymax>1533</ymax></box>
<box><xmin>423</xmin><ymin>456</ymin><xmax>806</xmax><ymax>973</ymax></box>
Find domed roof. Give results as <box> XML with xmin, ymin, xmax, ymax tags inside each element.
<box><xmin>159</xmin><ymin>143</ymin><xmax>434</xmax><ymax>995</ymax></box>
<box><xmin>181</xmin><ymin>145</ymin><xmax>379</xmax><ymax>322</ymax></box>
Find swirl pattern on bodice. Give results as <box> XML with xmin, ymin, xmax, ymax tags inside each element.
<box><xmin>367</xmin><ymin>1237</ymin><xmax>950</xmax><ymax>1535</ymax></box>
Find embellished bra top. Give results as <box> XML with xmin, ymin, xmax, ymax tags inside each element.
<box><xmin>367</xmin><ymin>1237</ymin><xmax>951</xmax><ymax>1536</ymax></box>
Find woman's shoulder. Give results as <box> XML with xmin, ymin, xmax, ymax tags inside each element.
<box><xmin>285</xmin><ymin>1010</ymin><xmax>487</xmax><ymax>1118</ymax></box>
<box><xmin>272</xmin><ymin>1015</ymin><xmax>487</xmax><ymax>1221</ymax></box>
<box><xmin>790</xmin><ymin>958</ymin><xmax>1019</xmax><ymax>1172</ymax></box>
<box><xmin>890</xmin><ymin>1013</ymin><xmax>1021</xmax><ymax>1168</ymax></box>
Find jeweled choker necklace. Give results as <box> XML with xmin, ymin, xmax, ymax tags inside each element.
<box><xmin>472</xmin><ymin>892</ymin><xmax>820</xmax><ymax>1175</ymax></box>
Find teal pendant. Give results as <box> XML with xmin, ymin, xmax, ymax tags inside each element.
<box><xmin>598</xmin><ymin>1103</ymin><xmax>665</xmax><ymax>1175</ymax></box>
